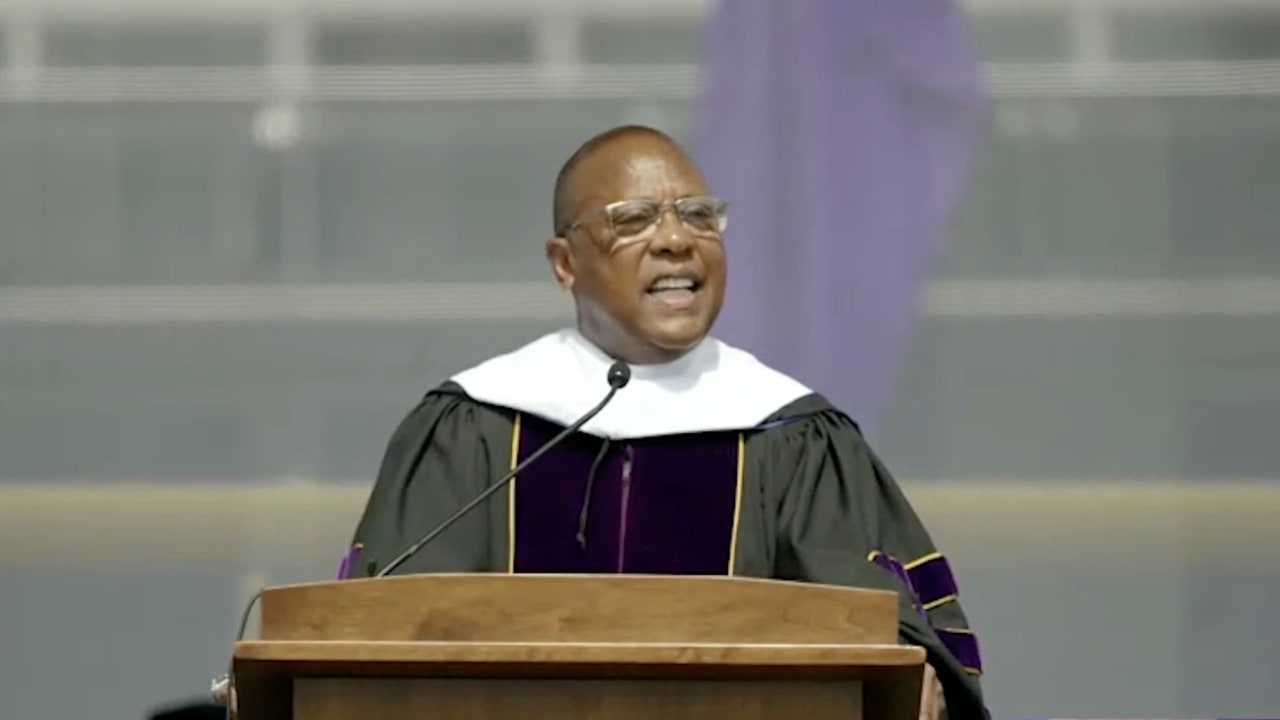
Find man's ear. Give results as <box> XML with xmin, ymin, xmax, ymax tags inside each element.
<box><xmin>546</xmin><ymin>236</ymin><xmax>575</xmax><ymax>290</ymax></box>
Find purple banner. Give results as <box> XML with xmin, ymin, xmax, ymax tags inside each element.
<box><xmin>694</xmin><ymin>0</ymin><xmax>988</xmax><ymax>432</ymax></box>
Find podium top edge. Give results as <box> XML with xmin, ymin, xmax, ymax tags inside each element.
<box><xmin>259</xmin><ymin>573</ymin><xmax>900</xmax><ymax>598</ymax></box>
<box><xmin>233</xmin><ymin>639</ymin><xmax>927</xmax><ymax>667</ymax></box>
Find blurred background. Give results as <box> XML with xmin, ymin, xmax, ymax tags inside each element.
<box><xmin>1</xmin><ymin>0</ymin><xmax>1277</xmax><ymax>718</ymax></box>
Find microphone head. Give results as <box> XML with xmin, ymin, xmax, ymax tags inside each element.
<box><xmin>606</xmin><ymin>361</ymin><xmax>632</xmax><ymax>389</ymax></box>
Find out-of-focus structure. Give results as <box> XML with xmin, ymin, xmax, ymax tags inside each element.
<box><xmin>1</xmin><ymin>1</ymin><xmax>1278</xmax><ymax>718</ymax></box>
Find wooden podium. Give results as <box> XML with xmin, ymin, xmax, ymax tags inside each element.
<box><xmin>232</xmin><ymin>574</ymin><xmax>925</xmax><ymax>720</ymax></box>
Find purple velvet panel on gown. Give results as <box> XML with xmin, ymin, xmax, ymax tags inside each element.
<box><xmin>511</xmin><ymin>413</ymin><xmax>742</xmax><ymax>575</ymax></box>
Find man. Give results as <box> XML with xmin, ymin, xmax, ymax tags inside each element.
<box><xmin>344</xmin><ymin>125</ymin><xmax>987</xmax><ymax>719</ymax></box>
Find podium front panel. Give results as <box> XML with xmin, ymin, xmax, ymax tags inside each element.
<box><xmin>294</xmin><ymin>677</ymin><xmax>866</xmax><ymax>720</ymax></box>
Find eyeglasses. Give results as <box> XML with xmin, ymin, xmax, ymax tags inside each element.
<box><xmin>559</xmin><ymin>195</ymin><xmax>729</xmax><ymax>248</ymax></box>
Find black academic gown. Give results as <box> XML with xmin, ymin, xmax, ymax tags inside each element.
<box><xmin>146</xmin><ymin>700</ymin><xmax>225</xmax><ymax>720</ymax></box>
<box><xmin>345</xmin><ymin>383</ymin><xmax>988</xmax><ymax>720</ymax></box>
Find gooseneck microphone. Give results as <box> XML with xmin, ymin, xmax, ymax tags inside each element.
<box><xmin>215</xmin><ymin>361</ymin><xmax>631</xmax><ymax>719</ymax></box>
<box><xmin>374</xmin><ymin>360</ymin><xmax>631</xmax><ymax>577</ymax></box>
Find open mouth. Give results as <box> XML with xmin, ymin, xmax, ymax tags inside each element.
<box><xmin>646</xmin><ymin>276</ymin><xmax>701</xmax><ymax>296</ymax></box>
<box><xmin>645</xmin><ymin>275</ymin><xmax>702</xmax><ymax>309</ymax></box>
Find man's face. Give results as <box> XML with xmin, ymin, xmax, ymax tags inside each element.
<box><xmin>548</xmin><ymin>136</ymin><xmax>727</xmax><ymax>363</ymax></box>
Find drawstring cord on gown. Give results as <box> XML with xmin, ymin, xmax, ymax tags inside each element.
<box><xmin>575</xmin><ymin>436</ymin><xmax>612</xmax><ymax>548</ymax></box>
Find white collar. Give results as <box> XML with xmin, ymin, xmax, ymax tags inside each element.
<box><xmin>450</xmin><ymin>328</ymin><xmax>811</xmax><ymax>440</ymax></box>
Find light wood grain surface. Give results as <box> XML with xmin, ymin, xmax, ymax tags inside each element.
<box><xmin>257</xmin><ymin>574</ymin><xmax>900</xmax><ymax>645</ymax></box>
<box><xmin>232</xmin><ymin>575</ymin><xmax>923</xmax><ymax>720</ymax></box>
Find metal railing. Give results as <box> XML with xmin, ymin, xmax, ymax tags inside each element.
<box><xmin>3</xmin><ymin>278</ymin><xmax>1279</xmax><ymax>325</ymax></box>
<box><xmin>4</xmin><ymin>60</ymin><xmax>1280</xmax><ymax>103</ymax></box>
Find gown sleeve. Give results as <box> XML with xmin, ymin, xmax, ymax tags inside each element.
<box><xmin>766</xmin><ymin>408</ymin><xmax>989</xmax><ymax>720</ymax></box>
<box><xmin>340</xmin><ymin>386</ymin><xmax>510</xmax><ymax>577</ymax></box>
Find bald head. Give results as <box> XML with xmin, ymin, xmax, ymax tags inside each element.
<box><xmin>552</xmin><ymin>124</ymin><xmax>692</xmax><ymax>236</ymax></box>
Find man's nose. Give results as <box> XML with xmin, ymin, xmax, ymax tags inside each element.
<box><xmin>648</xmin><ymin>209</ymin><xmax>693</xmax><ymax>253</ymax></box>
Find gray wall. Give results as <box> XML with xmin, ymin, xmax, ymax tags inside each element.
<box><xmin>1</xmin><ymin>2</ymin><xmax>1278</xmax><ymax>718</ymax></box>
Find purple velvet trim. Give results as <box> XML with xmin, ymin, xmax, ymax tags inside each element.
<box><xmin>869</xmin><ymin>551</ymin><xmax>926</xmax><ymax>618</ymax></box>
<box><xmin>871</xmin><ymin>550</ymin><xmax>984</xmax><ymax>673</ymax></box>
<box><xmin>336</xmin><ymin>543</ymin><xmax>362</xmax><ymax>580</ymax></box>
<box><xmin>935</xmin><ymin>628</ymin><xmax>983</xmax><ymax>673</ymax></box>
<box><xmin>906</xmin><ymin>555</ymin><xmax>960</xmax><ymax>607</ymax></box>
<box><xmin>511</xmin><ymin>414</ymin><xmax>741</xmax><ymax>575</ymax></box>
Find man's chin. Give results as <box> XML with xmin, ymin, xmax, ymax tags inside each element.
<box><xmin>642</xmin><ymin>318</ymin><xmax>711</xmax><ymax>353</ymax></box>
